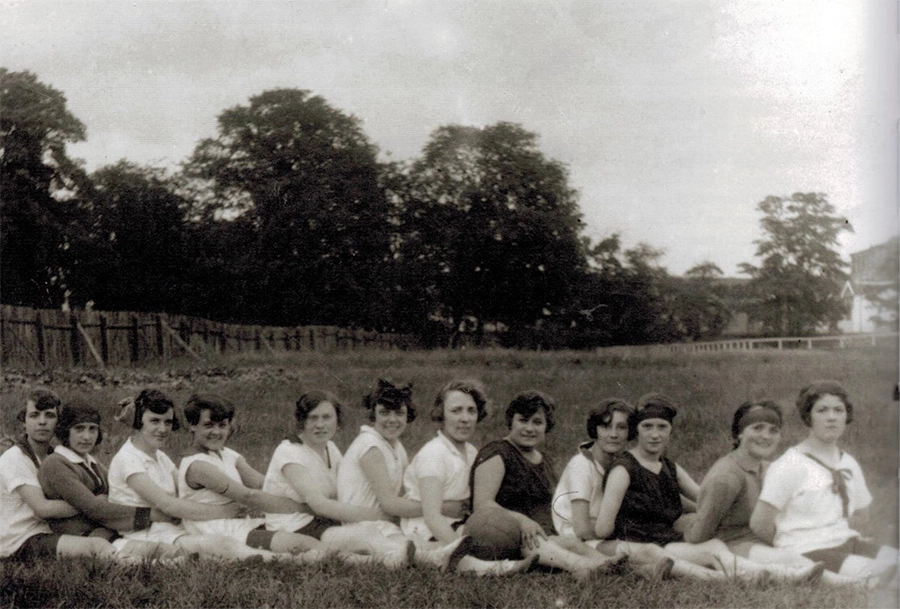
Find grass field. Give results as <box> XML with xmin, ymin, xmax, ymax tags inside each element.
<box><xmin>1</xmin><ymin>345</ymin><xmax>897</xmax><ymax>608</ymax></box>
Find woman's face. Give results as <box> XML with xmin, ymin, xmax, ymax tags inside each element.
<box><xmin>441</xmin><ymin>390</ymin><xmax>478</xmax><ymax>445</ymax></box>
<box><xmin>636</xmin><ymin>418</ymin><xmax>671</xmax><ymax>456</ymax></box>
<box><xmin>808</xmin><ymin>394</ymin><xmax>847</xmax><ymax>443</ymax></box>
<box><xmin>138</xmin><ymin>407</ymin><xmax>175</xmax><ymax>450</ymax></box>
<box><xmin>737</xmin><ymin>420</ymin><xmax>780</xmax><ymax>460</ymax></box>
<box><xmin>596</xmin><ymin>411</ymin><xmax>629</xmax><ymax>456</ymax></box>
<box><xmin>191</xmin><ymin>409</ymin><xmax>230</xmax><ymax>452</ymax></box>
<box><xmin>373</xmin><ymin>404</ymin><xmax>407</xmax><ymax>443</ymax></box>
<box><xmin>507</xmin><ymin>408</ymin><xmax>547</xmax><ymax>450</ymax></box>
<box><xmin>24</xmin><ymin>402</ymin><xmax>57</xmax><ymax>444</ymax></box>
<box><xmin>299</xmin><ymin>401</ymin><xmax>338</xmax><ymax>449</ymax></box>
<box><xmin>68</xmin><ymin>422</ymin><xmax>100</xmax><ymax>456</ymax></box>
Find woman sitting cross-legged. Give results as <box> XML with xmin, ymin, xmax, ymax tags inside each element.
<box><xmin>176</xmin><ymin>394</ymin><xmax>325</xmax><ymax>561</ymax></box>
<box><xmin>594</xmin><ymin>393</ymin><xmax>824</xmax><ymax>584</ymax></box>
<box><xmin>466</xmin><ymin>390</ymin><xmax>628</xmax><ymax>579</ymax></box>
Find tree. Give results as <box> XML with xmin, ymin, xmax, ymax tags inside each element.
<box><xmin>183</xmin><ymin>89</ymin><xmax>392</xmax><ymax>328</ymax></box>
<box><xmin>739</xmin><ymin>193</ymin><xmax>851</xmax><ymax>335</ymax></box>
<box><xmin>666</xmin><ymin>262</ymin><xmax>732</xmax><ymax>341</ymax></box>
<box><xmin>0</xmin><ymin>69</ymin><xmax>92</xmax><ymax>307</ymax></box>
<box><xmin>394</xmin><ymin>123</ymin><xmax>587</xmax><ymax>343</ymax></box>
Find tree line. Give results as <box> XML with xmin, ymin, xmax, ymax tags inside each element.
<box><xmin>1</xmin><ymin>68</ymin><xmax>854</xmax><ymax>348</ymax></box>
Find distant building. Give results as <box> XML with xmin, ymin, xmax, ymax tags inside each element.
<box><xmin>839</xmin><ymin>237</ymin><xmax>899</xmax><ymax>333</ymax></box>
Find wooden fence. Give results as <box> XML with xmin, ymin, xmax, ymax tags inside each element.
<box><xmin>0</xmin><ymin>305</ymin><xmax>417</xmax><ymax>369</ymax></box>
<box><xmin>598</xmin><ymin>332</ymin><xmax>898</xmax><ymax>357</ymax></box>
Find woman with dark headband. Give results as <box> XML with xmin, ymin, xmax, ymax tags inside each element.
<box><xmin>751</xmin><ymin>381</ymin><xmax>898</xmax><ymax>586</ymax></box>
<box><xmin>595</xmin><ymin>393</ymin><xmax>824</xmax><ymax>583</ymax></box>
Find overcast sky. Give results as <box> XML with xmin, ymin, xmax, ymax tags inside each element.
<box><xmin>3</xmin><ymin>0</ymin><xmax>897</xmax><ymax>275</ymax></box>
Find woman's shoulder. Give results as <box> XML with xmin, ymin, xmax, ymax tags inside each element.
<box><xmin>474</xmin><ymin>439</ymin><xmax>512</xmax><ymax>463</ymax></box>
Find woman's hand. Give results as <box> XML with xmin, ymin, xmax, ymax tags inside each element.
<box><xmin>440</xmin><ymin>499</ymin><xmax>465</xmax><ymax>519</ymax></box>
<box><xmin>518</xmin><ymin>517</ymin><xmax>547</xmax><ymax>553</ymax></box>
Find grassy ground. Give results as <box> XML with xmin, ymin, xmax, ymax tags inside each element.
<box><xmin>1</xmin><ymin>345</ymin><xmax>897</xmax><ymax>608</ymax></box>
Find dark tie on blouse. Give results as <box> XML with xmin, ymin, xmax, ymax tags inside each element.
<box><xmin>803</xmin><ymin>453</ymin><xmax>852</xmax><ymax>517</ymax></box>
<box><xmin>81</xmin><ymin>460</ymin><xmax>108</xmax><ymax>495</ymax></box>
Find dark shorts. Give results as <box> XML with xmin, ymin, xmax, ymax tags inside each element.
<box><xmin>294</xmin><ymin>516</ymin><xmax>341</xmax><ymax>541</ymax></box>
<box><xmin>11</xmin><ymin>533</ymin><xmax>61</xmax><ymax>562</ymax></box>
<box><xmin>804</xmin><ymin>537</ymin><xmax>881</xmax><ymax>573</ymax></box>
<box><xmin>246</xmin><ymin>527</ymin><xmax>277</xmax><ymax>551</ymax></box>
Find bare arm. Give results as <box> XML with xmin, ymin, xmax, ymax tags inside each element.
<box><xmin>282</xmin><ymin>463</ymin><xmax>384</xmax><ymax>523</ymax></box>
<box><xmin>594</xmin><ymin>466</ymin><xmax>630</xmax><ymax>540</ymax></box>
<box><xmin>40</xmin><ymin>458</ymin><xmax>141</xmax><ymax>531</ymax></box>
<box><xmin>185</xmin><ymin>461</ymin><xmax>302</xmax><ymax>514</ymax></box>
<box><xmin>472</xmin><ymin>455</ymin><xmax>546</xmax><ymax>551</ymax></box>
<box><xmin>358</xmin><ymin>448</ymin><xmax>423</xmax><ymax>518</ymax></box>
<box><xmin>570</xmin><ymin>499</ymin><xmax>596</xmax><ymax>541</ymax></box>
<box><xmin>684</xmin><ymin>477</ymin><xmax>739</xmax><ymax>544</ymax></box>
<box><xmin>419</xmin><ymin>476</ymin><xmax>457</xmax><ymax>544</ymax></box>
<box><xmin>18</xmin><ymin>485</ymin><xmax>78</xmax><ymax>519</ymax></box>
<box><xmin>127</xmin><ymin>472</ymin><xmax>240</xmax><ymax>521</ymax></box>
<box><xmin>234</xmin><ymin>457</ymin><xmax>265</xmax><ymax>490</ymax></box>
<box><xmin>749</xmin><ymin>500</ymin><xmax>778</xmax><ymax>545</ymax></box>
<box><xmin>676</xmin><ymin>464</ymin><xmax>700</xmax><ymax>503</ymax></box>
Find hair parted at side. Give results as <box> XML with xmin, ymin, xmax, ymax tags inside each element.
<box><xmin>505</xmin><ymin>390</ymin><xmax>556</xmax><ymax>433</ymax></box>
<box><xmin>295</xmin><ymin>390</ymin><xmax>343</xmax><ymax>431</ymax></box>
<box><xmin>55</xmin><ymin>398</ymin><xmax>104</xmax><ymax>447</ymax></box>
<box><xmin>431</xmin><ymin>379</ymin><xmax>490</xmax><ymax>423</ymax></box>
<box><xmin>586</xmin><ymin>398</ymin><xmax>634</xmax><ymax>439</ymax></box>
<box><xmin>184</xmin><ymin>394</ymin><xmax>235</xmax><ymax>426</ymax></box>
<box><xmin>796</xmin><ymin>380</ymin><xmax>854</xmax><ymax>426</ymax></box>
<box><xmin>18</xmin><ymin>387</ymin><xmax>62</xmax><ymax>422</ymax></box>
<box><xmin>363</xmin><ymin>379</ymin><xmax>416</xmax><ymax>423</ymax></box>
<box><xmin>133</xmin><ymin>389</ymin><xmax>180</xmax><ymax>431</ymax></box>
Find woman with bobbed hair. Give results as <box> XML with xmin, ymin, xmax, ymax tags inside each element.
<box><xmin>467</xmin><ymin>390</ymin><xmax>627</xmax><ymax>578</ymax></box>
<box><xmin>751</xmin><ymin>381</ymin><xmax>897</xmax><ymax>585</ymax></box>
<box><xmin>595</xmin><ymin>393</ymin><xmax>823</xmax><ymax>583</ymax></box>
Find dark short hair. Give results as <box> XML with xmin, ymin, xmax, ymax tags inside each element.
<box><xmin>363</xmin><ymin>379</ymin><xmax>417</xmax><ymax>423</ymax></box>
<box><xmin>18</xmin><ymin>388</ymin><xmax>62</xmax><ymax>422</ymax></box>
<box><xmin>586</xmin><ymin>398</ymin><xmax>634</xmax><ymax>439</ymax></box>
<box><xmin>133</xmin><ymin>389</ymin><xmax>180</xmax><ymax>431</ymax></box>
<box><xmin>505</xmin><ymin>391</ymin><xmax>556</xmax><ymax>433</ymax></box>
<box><xmin>56</xmin><ymin>398</ymin><xmax>103</xmax><ymax>447</ymax></box>
<box><xmin>295</xmin><ymin>390</ymin><xmax>343</xmax><ymax>432</ymax></box>
<box><xmin>184</xmin><ymin>394</ymin><xmax>235</xmax><ymax>426</ymax></box>
<box><xmin>730</xmin><ymin>400</ymin><xmax>782</xmax><ymax>449</ymax></box>
<box><xmin>796</xmin><ymin>380</ymin><xmax>854</xmax><ymax>426</ymax></box>
<box><xmin>628</xmin><ymin>393</ymin><xmax>678</xmax><ymax>441</ymax></box>
<box><xmin>431</xmin><ymin>379</ymin><xmax>489</xmax><ymax>423</ymax></box>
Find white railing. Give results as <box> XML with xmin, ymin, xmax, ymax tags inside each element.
<box><xmin>597</xmin><ymin>333</ymin><xmax>898</xmax><ymax>356</ymax></box>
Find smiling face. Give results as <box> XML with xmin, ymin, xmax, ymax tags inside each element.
<box><xmin>808</xmin><ymin>394</ymin><xmax>847</xmax><ymax>444</ymax></box>
<box><xmin>507</xmin><ymin>409</ymin><xmax>547</xmax><ymax>450</ymax></box>
<box><xmin>737</xmin><ymin>421</ymin><xmax>780</xmax><ymax>461</ymax></box>
<box><xmin>299</xmin><ymin>401</ymin><xmax>338</xmax><ymax>449</ymax></box>
<box><xmin>596</xmin><ymin>411</ymin><xmax>629</xmax><ymax>457</ymax></box>
<box><xmin>137</xmin><ymin>407</ymin><xmax>175</xmax><ymax>451</ymax></box>
<box><xmin>191</xmin><ymin>408</ymin><xmax>230</xmax><ymax>452</ymax></box>
<box><xmin>441</xmin><ymin>390</ymin><xmax>478</xmax><ymax>446</ymax></box>
<box><xmin>635</xmin><ymin>418</ymin><xmax>671</xmax><ymax>456</ymax></box>
<box><xmin>68</xmin><ymin>422</ymin><xmax>100</xmax><ymax>456</ymax></box>
<box><xmin>373</xmin><ymin>404</ymin><xmax>407</xmax><ymax>443</ymax></box>
<box><xmin>24</xmin><ymin>401</ymin><xmax>58</xmax><ymax>445</ymax></box>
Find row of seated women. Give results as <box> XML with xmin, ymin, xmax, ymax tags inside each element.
<box><xmin>1</xmin><ymin>379</ymin><xmax>896</xmax><ymax>586</ymax></box>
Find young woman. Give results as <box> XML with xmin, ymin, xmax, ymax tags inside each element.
<box><xmin>686</xmin><ymin>400</ymin><xmax>860</xmax><ymax>586</ymax></box>
<box><xmin>595</xmin><ymin>393</ymin><xmax>823</xmax><ymax>583</ymax></box>
<box><xmin>750</xmin><ymin>381</ymin><xmax>898</xmax><ymax>585</ymax></box>
<box><xmin>177</xmin><ymin>394</ymin><xmax>323</xmax><ymax>559</ymax></box>
<box><xmin>467</xmin><ymin>390</ymin><xmax>626</xmax><ymax>579</ymax></box>
<box><xmin>400</xmin><ymin>380</ymin><xmax>536</xmax><ymax>575</ymax></box>
<box><xmin>334</xmin><ymin>379</ymin><xmax>467</xmax><ymax>570</ymax></box>
<box><xmin>108</xmin><ymin>388</ymin><xmax>308</xmax><ymax>562</ymax></box>
<box><xmin>38</xmin><ymin>399</ymin><xmax>185</xmax><ymax>561</ymax></box>
<box><xmin>1</xmin><ymin>389</ymin><xmax>119</xmax><ymax>562</ymax></box>
<box><xmin>262</xmin><ymin>390</ymin><xmax>411</xmax><ymax>568</ymax></box>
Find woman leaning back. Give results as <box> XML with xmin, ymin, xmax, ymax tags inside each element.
<box><xmin>594</xmin><ymin>393</ymin><xmax>824</xmax><ymax>583</ymax></box>
<box><xmin>750</xmin><ymin>381</ymin><xmax>898</xmax><ymax>586</ymax></box>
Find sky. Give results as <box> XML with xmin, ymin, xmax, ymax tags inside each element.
<box><xmin>3</xmin><ymin>0</ymin><xmax>897</xmax><ymax>275</ymax></box>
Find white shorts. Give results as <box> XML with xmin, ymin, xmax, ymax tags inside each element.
<box><xmin>122</xmin><ymin>522</ymin><xmax>187</xmax><ymax>545</ymax></box>
<box><xmin>341</xmin><ymin>520</ymin><xmax>403</xmax><ymax>539</ymax></box>
<box><xmin>183</xmin><ymin>517</ymin><xmax>266</xmax><ymax>541</ymax></box>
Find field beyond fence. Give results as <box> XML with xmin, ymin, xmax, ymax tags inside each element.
<box><xmin>0</xmin><ymin>305</ymin><xmax>417</xmax><ymax>369</ymax></box>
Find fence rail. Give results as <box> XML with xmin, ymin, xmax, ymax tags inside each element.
<box><xmin>0</xmin><ymin>305</ymin><xmax>417</xmax><ymax>369</ymax></box>
<box><xmin>598</xmin><ymin>333</ymin><xmax>898</xmax><ymax>357</ymax></box>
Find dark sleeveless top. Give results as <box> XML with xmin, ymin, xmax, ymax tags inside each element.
<box><xmin>603</xmin><ymin>451</ymin><xmax>683</xmax><ymax>544</ymax></box>
<box><xmin>469</xmin><ymin>439</ymin><xmax>557</xmax><ymax>534</ymax></box>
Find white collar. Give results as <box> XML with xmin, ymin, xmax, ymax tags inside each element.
<box><xmin>436</xmin><ymin>430</ymin><xmax>469</xmax><ymax>458</ymax></box>
<box><xmin>54</xmin><ymin>444</ymin><xmax>98</xmax><ymax>467</ymax></box>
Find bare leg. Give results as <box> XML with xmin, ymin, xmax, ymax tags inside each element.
<box><xmin>175</xmin><ymin>534</ymin><xmax>283</xmax><ymax>562</ymax></box>
<box><xmin>269</xmin><ymin>531</ymin><xmax>322</xmax><ymax>554</ymax></box>
<box><xmin>526</xmin><ymin>539</ymin><xmax>625</xmax><ymax>579</ymax></box>
<box><xmin>56</xmin><ymin>535</ymin><xmax>116</xmax><ymax>559</ymax></box>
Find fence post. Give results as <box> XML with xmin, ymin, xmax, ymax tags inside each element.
<box><xmin>99</xmin><ymin>314</ymin><xmax>109</xmax><ymax>365</ymax></box>
<box><xmin>155</xmin><ymin>316</ymin><xmax>165</xmax><ymax>358</ymax></box>
<box><xmin>34</xmin><ymin>311</ymin><xmax>46</xmax><ymax>367</ymax></box>
<box><xmin>130</xmin><ymin>316</ymin><xmax>140</xmax><ymax>363</ymax></box>
<box><xmin>70</xmin><ymin>314</ymin><xmax>81</xmax><ymax>366</ymax></box>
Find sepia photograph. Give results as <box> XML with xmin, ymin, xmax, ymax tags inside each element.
<box><xmin>1</xmin><ymin>1</ymin><xmax>897</xmax><ymax>607</ymax></box>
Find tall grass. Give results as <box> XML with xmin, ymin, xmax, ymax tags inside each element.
<box><xmin>1</xmin><ymin>345</ymin><xmax>896</xmax><ymax>608</ymax></box>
